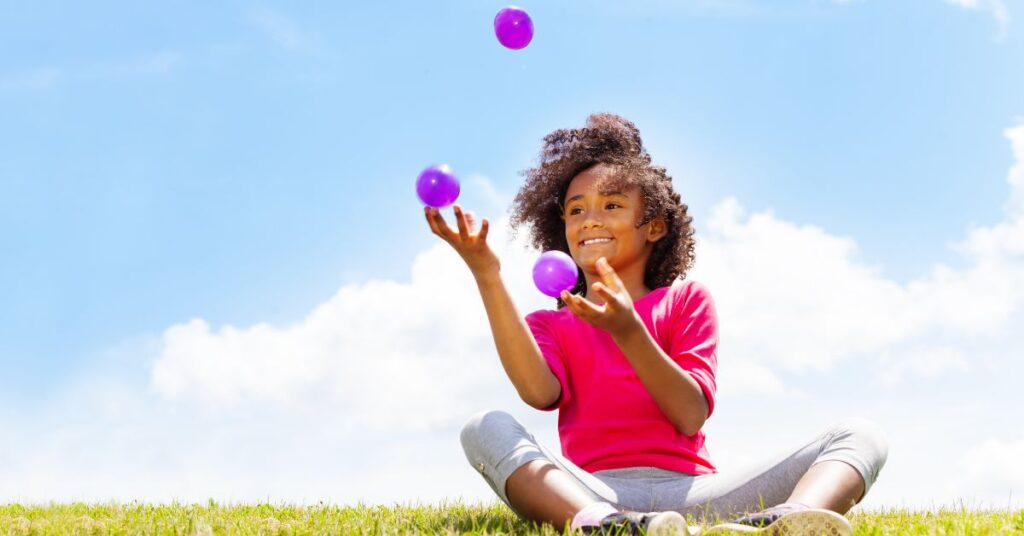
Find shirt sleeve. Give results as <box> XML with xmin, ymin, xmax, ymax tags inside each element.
<box><xmin>669</xmin><ymin>280</ymin><xmax>719</xmax><ymax>418</ymax></box>
<box><xmin>525</xmin><ymin>310</ymin><xmax>571</xmax><ymax>412</ymax></box>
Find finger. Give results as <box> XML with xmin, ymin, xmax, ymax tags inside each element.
<box><xmin>424</xmin><ymin>207</ymin><xmax>442</xmax><ymax>236</ymax></box>
<box><xmin>571</xmin><ymin>292</ymin><xmax>602</xmax><ymax>316</ymax></box>
<box><xmin>598</xmin><ymin>257</ymin><xmax>625</xmax><ymax>290</ymax></box>
<box><xmin>561</xmin><ymin>291</ymin><xmax>580</xmax><ymax>314</ymax></box>
<box><xmin>430</xmin><ymin>207</ymin><xmax>456</xmax><ymax>240</ymax></box>
<box><xmin>453</xmin><ymin>204</ymin><xmax>469</xmax><ymax>240</ymax></box>
<box><xmin>591</xmin><ymin>282</ymin><xmax>618</xmax><ymax>309</ymax></box>
<box><xmin>464</xmin><ymin>210</ymin><xmax>477</xmax><ymax>233</ymax></box>
<box><xmin>480</xmin><ymin>218</ymin><xmax>489</xmax><ymax>240</ymax></box>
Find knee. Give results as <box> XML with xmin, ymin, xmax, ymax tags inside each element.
<box><xmin>460</xmin><ymin>409</ymin><xmax>519</xmax><ymax>452</ymax></box>
<box><xmin>829</xmin><ymin>417</ymin><xmax>889</xmax><ymax>474</ymax></box>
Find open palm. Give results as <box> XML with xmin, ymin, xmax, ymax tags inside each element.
<box><xmin>424</xmin><ymin>204</ymin><xmax>500</xmax><ymax>275</ymax></box>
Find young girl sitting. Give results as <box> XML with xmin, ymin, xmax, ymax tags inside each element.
<box><xmin>425</xmin><ymin>113</ymin><xmax>888</xmax><ymax>535</ymax></box>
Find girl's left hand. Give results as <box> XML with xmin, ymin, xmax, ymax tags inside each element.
<box><xmin>561</xmin><ymin>257</ymin><xmax>643</xmax><ymax>337</ymax></box>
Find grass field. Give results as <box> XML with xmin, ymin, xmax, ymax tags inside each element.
<box><xmin>2</xmin><ymin>500</ymin><xmax>1022</xmax><ymax>534</ymax></box>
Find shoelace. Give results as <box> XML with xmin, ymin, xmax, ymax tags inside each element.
<box><xmin>580</xmin><ymin>511</ymin><xmax>651</xmax><ymax>535</ymax></box>
<box><xmin>734</xmin><ymin>503</ymin><xmax>810</xmax><ymax>528</ymax></box>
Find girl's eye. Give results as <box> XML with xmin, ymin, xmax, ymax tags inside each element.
<box><xmin>568</xmin><ymin>203</ymin><xmax>619</xmax><ymax>215</ymax></box>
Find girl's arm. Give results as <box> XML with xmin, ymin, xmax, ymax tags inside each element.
<box><xmin>612</xmin><ymin>325</ymin><xmax>709</xmax><ymax>436</ymax></box>
<box><xmin>560</xmin><ymin>259</ymin><xmax>714</xmax><ymax>435</ymax></box>
<box><xmin>473</xmin><ymin>267</ymin><xmax>562</xmax><ymax>410</ymax></box>
<box><xmin>423</xmin><ymin>204</ymin><xmax>559</xmax><ymax>409</ymax></box>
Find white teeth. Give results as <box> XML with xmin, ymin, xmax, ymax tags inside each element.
<box><xmin>581</xmin><ymin>238</ymin><xmax>612</xmax><ymax>246</ymax></box>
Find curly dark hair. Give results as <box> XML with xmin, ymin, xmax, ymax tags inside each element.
<box><xmin>508</xmin><ymin>113</ymin><xmax>697</xmax><ymax>309</ymax></box>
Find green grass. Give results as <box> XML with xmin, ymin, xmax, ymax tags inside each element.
<box><xmin>1</xmin><ymin>500</ymin><xmax>1022</xmax><ymax>535</ymax></box>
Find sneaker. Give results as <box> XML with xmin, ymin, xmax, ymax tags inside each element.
<box><xmin>702</xmin><ymin>505</ymin><xmax>852</xmax><ymax>535</ymax></box>
<box><xmin>733</xmin><ymin>503</ymin><xmax>810</xmax><ymax>529</ymax></box>
<box><xmin>580</xmin><ymin>510</ymin><xmax>691</xmax><ymax>535</ymax></box>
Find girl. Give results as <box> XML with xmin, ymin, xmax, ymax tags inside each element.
<box><xmin>425</xmin><ymin>113</ymin><xmax>888</xmax><ymax>535</ymax></box>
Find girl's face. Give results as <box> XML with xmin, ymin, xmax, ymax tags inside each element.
<box><xmin>560</xmin><ymin>164</ymin><xmax>666</xmax><ymax>277</ymax></box>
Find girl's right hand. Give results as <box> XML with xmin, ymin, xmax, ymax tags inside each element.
<box><xmin>424</xmin><ymin>204</ymin><xmax>501</xmax><ymax>276</ymax></box>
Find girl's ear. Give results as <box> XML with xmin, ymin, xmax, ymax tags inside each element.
<box><xmin>648</xmin><ymin>216</ymin><xmax>668</xmax><ymax>242</ymax></box>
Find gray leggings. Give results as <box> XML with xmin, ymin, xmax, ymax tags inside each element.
<box><xmin>460</xmin><ymin>410</ymin><xmax>888</xmax><ymax>521</ymax></box>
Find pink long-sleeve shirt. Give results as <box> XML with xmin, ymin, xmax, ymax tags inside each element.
<box><xmin>525</xmin><ymin>278</ymin><xmax>719</xmax><ymax>475</ymax></box>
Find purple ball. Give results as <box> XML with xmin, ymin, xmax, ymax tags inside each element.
<box><xmin>494</xmin><ymin>6</ymin><xmax>534</xmax><ymax>50</ymax></box>
<box><xmin>416</xmin><ymin>164</ymin><xmax>460</xmax><ymax>208</ymax></box>
<box><xmin>533</xmin><ymin>250</ymin><xmax>579</xmax><ymax>298</ymax></box>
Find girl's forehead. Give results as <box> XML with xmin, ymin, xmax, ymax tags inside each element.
<box><xmin>564</xmin><ymin>188</ymin><xmax>632</xmax><ymax>204</ymax></box>
<box><xmin>565</xmin><ymin>179</ymin><xmax>639</xmax><ymax>199</ymax></box>
<box><xmin>562</xmin><ymin>165</ymin><xmax>644</xmax><ymax>208</ymax></box>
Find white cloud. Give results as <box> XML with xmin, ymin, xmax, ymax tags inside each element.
<box><xmin>945</xmin><ymin>0</ymin><xmax>1011</xmax><ymax>39</ymax></box>
<box><xmin>0</xmin><ymin>50</ymin><xmax>185</xmax><ymax>93</ymax></box>
<box><xmin>957</xmin><ymin>434</ymin><xmax>1024</xmax><ymax>503</ymax></box>
<box><xmin>466</xmin><ymin>174</ymin><xmax>510</xmax><ymax>213</ymax></box>
<box><xmin>0</xmin><ymin>67</ymin><xmax>62</xmax><ymax>91</ymax></box>
<box><xmin>248</xmin><ymin>7</ymin><xmax>320</xmax><ymax>52</ymax></box>
<box><xmin>0</xmin><ymin>195</ymin><xmax>563</xmax><ymax>504</ymax></box>
<box><xmin>691</xmin><ymin>194</ymin><xmax>1022</xmax><ymax>373</ymax></box>
<box><xmin>690</xmin><ymin>199</ymin><xmax>912</xmax><ymax>373</ymax></box>
<box><xmin>83</xmin><ymin>51</ymin><xmax>185</xmax><ymax>80</ymax></box>
<box><xmin>831</xmin><ymin>1</ymin><xmax>1011</xmax><ymax>39</ymax></box>
<box><xmin>715</xmin><ymin>358</ymin><xmax>792</xmax><ymax>397</ymax></box>
<box><xmin>3</xmin><ymin>123</ymin><xmax>1024</xmax><ymax>509</ymax></box>
<box><xmin>876</xmin><ymin>346</ymin><xmax>969</xmax><ymax>386</ymax></box>
<box><xmin>149</xmin><ymin>216</ymin><xmax>551</xmax><ymax>433</ymax></box>
<box><xmin>689</xmin><ymin>124</ymin><xmax>1024</xmax><ymax>379</ymax></box>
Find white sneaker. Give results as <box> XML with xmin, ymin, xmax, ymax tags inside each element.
<box><xmin>702</xmin><ymin>508</ymin><xmax>852</xmax><ymax>535</ymax></box>
<box><xmin>580</xmin><ymin>510</ymin><xmax>692</xmax><ymax>535</ymax></box>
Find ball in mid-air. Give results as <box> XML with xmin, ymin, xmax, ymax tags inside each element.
<box><xmin>494</xmin><ymin>6</ymin><xmax>534</xmax><ymax>50</ymax></box>
<box><xmin>416</xmin><ymin>164</ymin><xmax>460</xmax><ymax>208</ymax></box>
<box><xmin>533</xmin><ymin>250</ymin><xmax>579</xmax><ymax>298</ymax></box>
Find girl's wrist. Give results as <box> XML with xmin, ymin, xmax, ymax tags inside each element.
<box><xmin>610</xmin><ymin>313</ymin><xmax>646</xmax><ymax>341</ymax></box>
<box><xmin>472</xmin><ymin>265</ymin><xmax>502</xmax><ymax>284</ymax></box>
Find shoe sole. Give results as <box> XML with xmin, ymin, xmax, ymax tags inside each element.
<box><xmin>645</xmin><ymin>511</ymin><xmax>693</xmax><ymax>536</ymax></box>
<box><xmin>699</xmin><ymin>509</ymin><xmax>852</xmax><ymax>536</ymax></box>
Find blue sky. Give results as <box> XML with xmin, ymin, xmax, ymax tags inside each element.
<box><xmin>1</xmin><ymin>1</ymin><xmax>1023</xmax><ymax>507</ymax></box>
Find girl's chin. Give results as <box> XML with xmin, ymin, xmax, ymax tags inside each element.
<box><xmin>581</xmin><ymin>255</ymin><xmax>613</xmax><ymax>267</ymax></box>
<box><xmin>570</xmin><ymin>250</ymin><xmax>614</xmax><ymax>269</ymax></box>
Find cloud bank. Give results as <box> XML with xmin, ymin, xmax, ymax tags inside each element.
<box><xmin>1</xmin><ymin>125</ymin><xmax>1022</xmax><ymax>510</ymax></box>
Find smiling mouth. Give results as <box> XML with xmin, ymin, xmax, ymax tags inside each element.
<box><xmin>580</xmin><ymin>239</ymin><xmax>614</xmax><ymax>247</ymax></box>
